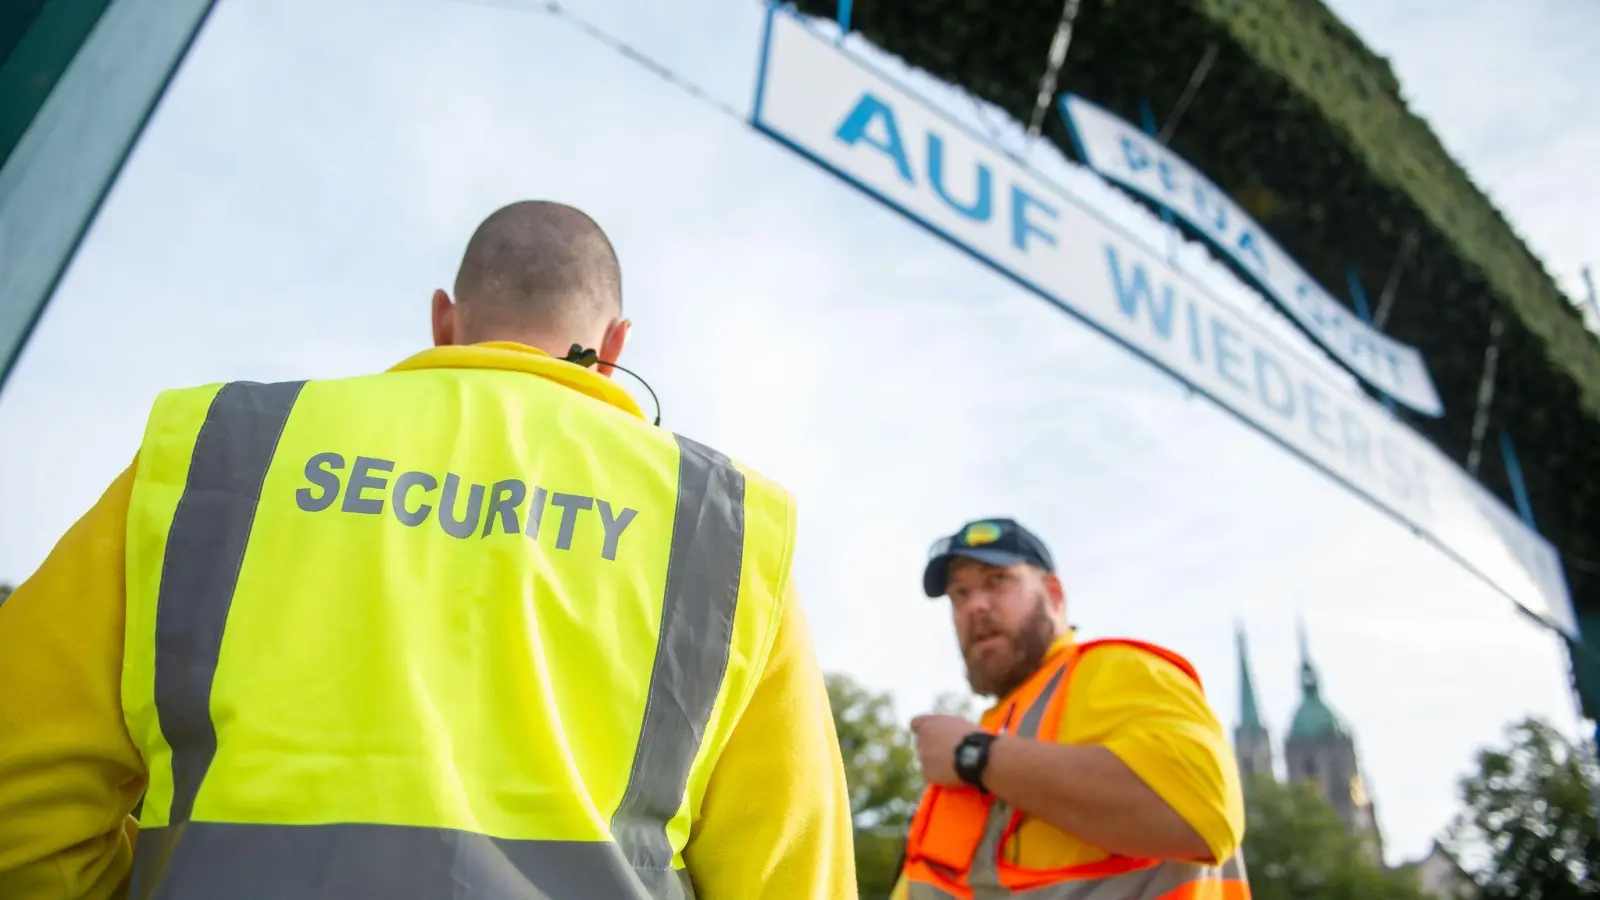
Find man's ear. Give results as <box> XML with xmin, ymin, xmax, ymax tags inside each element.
<box><xmin>432</xmin><ymin>289</ymin><xmax>457</xmax><ymax>347</ymax></box>
<box><xmin>596</xmin><ymin>317</ymin><xmax>631</xmax><ymax>377</ymax></box>
<box><xmin>1044</xmin><ymin>571</ymin><xmax>1067</xmax><ymax>618</ymax></box>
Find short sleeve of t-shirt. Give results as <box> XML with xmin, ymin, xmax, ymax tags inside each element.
<box><xmin>1056</xmin><ymin>643</ymin><xmax>1246</xmax><ymax>864</ymax></box>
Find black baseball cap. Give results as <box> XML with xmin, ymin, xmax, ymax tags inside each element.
<box><xmin>922</xmin><ymin>517</ymin><xmax>1056</xmax><ymax>598</ymax></box>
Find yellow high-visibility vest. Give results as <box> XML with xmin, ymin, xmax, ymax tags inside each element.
<box><xmin>120</xmin><ymin>365</ymin><xmax>794</xmax><ymax>899</ymax></box>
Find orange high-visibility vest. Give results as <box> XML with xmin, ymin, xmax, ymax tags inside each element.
<box><xmin>901</xmin><ymin>639</ymin><xmax>1251</xmax><ymax>900</ymax></box>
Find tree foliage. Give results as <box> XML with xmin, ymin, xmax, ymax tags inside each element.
<box><xmin>1242</xmin><ymin>774</ymin><xmax>1430</xmax><ymax>900</ymax></box>
<box><xmin>1445</xmin><ymin>718</ymin><xmax>1600</xmax><ymax>899</ymax></box>
<box><xmin>826</xmin><ymin>673</ymin><xmax>922</xmax><ymax>830</ymax></box>
<box><xmin>0</xmin><ymin>583</ymin><xmax>11</xmax><ymax>606</ymax></box>
<box><xmin>827</xmin><ymin>673</ymin><xmax>945</xmax><ymax>900</ymax></box>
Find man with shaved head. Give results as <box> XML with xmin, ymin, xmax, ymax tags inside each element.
<box><xmin>0</xmin><ymin>201</ymin><xmax>857</xmax><ymax>900</ymax></box>
<box><xmin>438</xmin><ymin>200</ymin><xmax>628</xmax><ymax>359</ymax></box>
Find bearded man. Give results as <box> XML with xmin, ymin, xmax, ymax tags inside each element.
<box><xmin>892</xmin><ymin>518</ymin><xmax>1250</xmax><ymax>899</ymax></box>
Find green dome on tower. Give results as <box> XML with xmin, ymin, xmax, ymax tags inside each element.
<box><xmin>1287</xmin><ymin>620</ymin><xmax>1349</xmax><ymax>741</ymax></box>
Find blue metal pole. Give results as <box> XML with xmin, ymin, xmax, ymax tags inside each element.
<box><xmin>1343</xmin><ymin>265</ymin><xmax>1373</xmax><ymax>322</ymax></box>
<box><xmin>837</xmin><ymin>0</ymin><xmax>853</xmax><ymax>34</ymax></box>
<box><xmin>1498</xmin><ymin>433</ymin><xmax>1600</xmax><ymax>821</ymax></box>
<box><xmin>1343</xmin><ymin>266</ymin><xmax>1395</xmax><ymax>414</ymax></box>
<box><xmin>1498</xmin><ymin>429</ymin><xmax>1536</xmax><ymax>529</ymax></box>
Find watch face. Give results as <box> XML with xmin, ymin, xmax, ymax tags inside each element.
<box><xmin>958</xmin><ymin>745</ymin><xmax>980</xmax><ymax>767</ymax></box>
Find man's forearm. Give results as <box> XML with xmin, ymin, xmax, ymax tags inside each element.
<box><xmin>982</xmin><ymin>737</ymin><xmax>1210</xmax><ymax>861</ymax></box>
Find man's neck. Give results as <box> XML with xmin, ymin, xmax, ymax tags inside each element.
<box><xmin>457</xmin><ymin>334</ymin><xmax>577</xmax><ymax>359</ymax></box>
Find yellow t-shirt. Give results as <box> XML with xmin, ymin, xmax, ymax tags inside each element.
<box><xmin>893</xmin><ymin>637</ymin><xmax>1245</xmax><ymax>898</ymax></box>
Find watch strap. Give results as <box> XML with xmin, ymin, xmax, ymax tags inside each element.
<box><xmin>954</xmin><ymin>731</ymin><xmax>996</xmax><ymax>793</ymax></box>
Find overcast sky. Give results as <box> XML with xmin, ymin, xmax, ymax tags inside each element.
<box><xmin>1</xmin><ymin>0</ymin><xmax>1594</xmax><ymax>866</ymax></box>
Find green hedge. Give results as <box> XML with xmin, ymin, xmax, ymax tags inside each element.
<box><xmin>790</xmin><ymin>0</ymin><xmax>1600</xmax><ymax>651</ymax></box>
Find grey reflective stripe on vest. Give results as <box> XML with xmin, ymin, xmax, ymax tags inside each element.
<box><xmin>155</xmin><ymin>380</ymin><xmax>306</xmax><ymax>825</ymax></box>
<box><xmin>967</xmin><ymin>660</ymin><xmax>1071</xmax><ymax>895</ymax></box>
<box><xmin>610</xmin><ymin>433</ymin><xmax>746</xmax><ymax>891</ymax></box>
<box><xmin>908</xmin><ymin>882</ymin><xmax>964</xmax><ymax>900</ymax></box>
<box><xmin>1013</xmin><ymin>664</ymin><xmax>1067</xmax><ymax>741</ymax></box>
<box><xmin>129</xmin><ymin>821</ymin><xmax>695</xmax><ymax>900</ymax></box>
<box><xmin>132</xmin><ymin>383</ymin><xmax>745</xmax><ymax>900</ymax></box>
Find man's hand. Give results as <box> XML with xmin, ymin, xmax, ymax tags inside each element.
<box><xmin>909</xmin><ymin>714</ymin><xmax>981</xmax><ymax>786</ymax></box>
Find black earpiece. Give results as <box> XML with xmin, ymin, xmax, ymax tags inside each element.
<box><xmin>563</xmin><ymin>344</ymin><xmax>662</xmax><ymax>427</ymax></box>
<box><xmin>563</xmin><ymin>344</ymin><xmax>601</xmax><ymax>368</ymax></box>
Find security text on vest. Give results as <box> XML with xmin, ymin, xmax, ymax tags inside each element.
<box><xmin>294</xmin><ymin>452</ymin><xmax>638</xmax><ymax>561</ymax></box>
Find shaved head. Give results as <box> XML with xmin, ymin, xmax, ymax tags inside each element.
<box><xmin>450</xmin><ymin>201</ymin><xmax>622</xmax><ymax>345</ymax></box>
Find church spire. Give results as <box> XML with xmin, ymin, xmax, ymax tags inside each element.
<box><xmin>1298</xmin><ymin>614</ymin><xmax>1321</xmax><ymax>698</ymax></box>
<box><xmin>1232</xmin><ymin>620</ymin><xmax>1275</xmax><ymax>783</ymax></box>
<box><xmin>1236</xmin><ymin>621</ymin><xmax>1264</xmax><ymax>733</ymax></box>
<box><xmin>1283</xmin><ymin>616</ymin><xmax>1383</xmax><ymax>864</ymax></box>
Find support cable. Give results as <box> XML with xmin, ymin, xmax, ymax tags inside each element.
<box><xmin>1156</xmin><ymin>43</ymin><xmax>1218</xmax><ymax>145</ymax></box>
<box><xmin>1026</xmin><ymin>0</ymin><xmax>1082</xmax><ymax>139</ymax></box>
<box><xmin>1465</xmin><ymin>316</ymin><xmax>1504</xmax><ymax>476</ymax></box>
<box><xmin>1371</xmin><ymin>230</ymin><xmax>1418</xmax><ymax>331</ymax></box>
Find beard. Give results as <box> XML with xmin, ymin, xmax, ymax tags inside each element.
<box><xmin>962</xmin><ymin>592</ymin><xmax>1059</xmax><ymax>698</ymax></box>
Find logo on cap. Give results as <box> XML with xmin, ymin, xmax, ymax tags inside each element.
<box><xmin>960</xmin><ymin>521</ymin><xmax>1003</xmax><ymax>547</ymax></box>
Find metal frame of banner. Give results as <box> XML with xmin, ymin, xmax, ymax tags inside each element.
<box><xmin>0</xmin><ymin>0</ymin><xmax>222</xmax><ymax>400</ymax></box>
<box><xmin>1343</xmin><ymin>266</ymin><xmax>1397</xmax><ymax>413</ymax></box>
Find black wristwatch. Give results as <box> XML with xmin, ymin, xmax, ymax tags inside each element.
<box><xmin>953</xmin><ymin>731</ymin><xmax>997</xmax><ymax>793</ymax></box>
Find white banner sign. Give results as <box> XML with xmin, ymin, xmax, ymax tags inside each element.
<box><xmin>750</xmin><ymin>7</ymin><xmax>1576</xmax><ymax>636</ymax></box>
<box><xmin>1058</xmin><ymin>94</ymin><xmax>1444</xmax><ymax>418</ymax></box>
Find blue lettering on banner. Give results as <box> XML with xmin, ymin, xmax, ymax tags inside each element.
<box><xmin>1294</xmin><ymin>281</ymin><xmax>1320</xmax><ymax>324</ymax></box>
<box><xmin>1235</xmin><ymin>229</ymin><xmax>1267</xmax><ymax>275</ymax></box>
<box><xmin>1193</xmin><ymin>183</ymin><xmax>1228</xmax><ymax>234</ymax></box>
<box><xmin>1337</xmin><ymin>409</ymin><xmax>1372</xmax><ymax>472</ymax></box>
<box><xmin>1381</xmin><ymin>346</ymin><xmax>1402</xmax><ymax>384</ymax></box>
<box><xmin>1105</xmin><ymin>245</ymin><xmax>1174</xmax><ymax>339</ymax></box>
<box><xmin>1254</xmin><ymin>347</ymin><xmax>1295</xmax><ymax>419</ymax></box>
<box><xmin>1011</xmin><ymin>186</ymin><xmax>1058</xmax><ymax>252</ymax></box>
<box><xmin>1056</xmin><ymin>92</ymin><xmax>1443</xmax><ymax>417</ymax></box>
<box><xmin>1101</xmin><ymin>242</ymin><xmax>1429</xmax><ymax>511</ymax></box>
<box><xmin>1156</xmin><ymin>158</ymin><xmax>1178</xmax><ymax>193</ymax></box>
<box><xmin>1116</xmin><ymin>122</ymin><xmax>1267</xmax><ymax>276</ymax></box>
<box><xmin>817</xmin><ymin>69</ymin><xmax>1449</xmax><ymax>531</ymax></box>
<box><xmin>1185</xmin><ymin>300</ymin><xmax>1204</xmax><ymax>364</ymax></box>
<box><xmin>1303</xmin><ymin>383</ymin><xmax>1339</xmax><ymax>451</ymax></box>
<box><xmin>835</xmin><ymin>92</ymin><xmax>914</xmax><ymax>184</ymax></box>
<box><xmin>928</xmin><ymin>133</ymin><xmax>992</xmax><ymax>221</ymax></box>
<box><xmin>836</xmin><ymin>91</ymin><xmax>1059</xmax><ymax>252</ymax></box>
<box><xmin>1120</xmin><ymin>135</ymin><xmax>1147</xmax><ymax>173</ymax></box>
<box><xmin>1211</xmin><ymin>319</ymin><xmax>1248</xmax><ymax>393</ymax></box>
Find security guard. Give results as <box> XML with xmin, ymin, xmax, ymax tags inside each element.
<box><xmin>0</xmin><ymin>201</ymin><xmax>856</xmax><ymax>899</ymax></box>
<box><xmin>896</xmin><ymin>518</ymin><xmax>1249</xmax><ymax>899</ymax></box>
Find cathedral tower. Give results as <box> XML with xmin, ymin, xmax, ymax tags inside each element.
<box><xmin>1283</xmin><ymin>621</ymin><xmax>1385</xmax><ymax>865</ymax></box>
<box><xmin>1233</xmin><ymin>623</ymin><xmax>1274</xmax><ymax>784</ymax></box>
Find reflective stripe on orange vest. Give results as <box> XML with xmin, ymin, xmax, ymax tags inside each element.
<box><xmin>902</xmin><ymin>639</ymin><xmax>1251</xmax><ymax>900</ymax></box>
